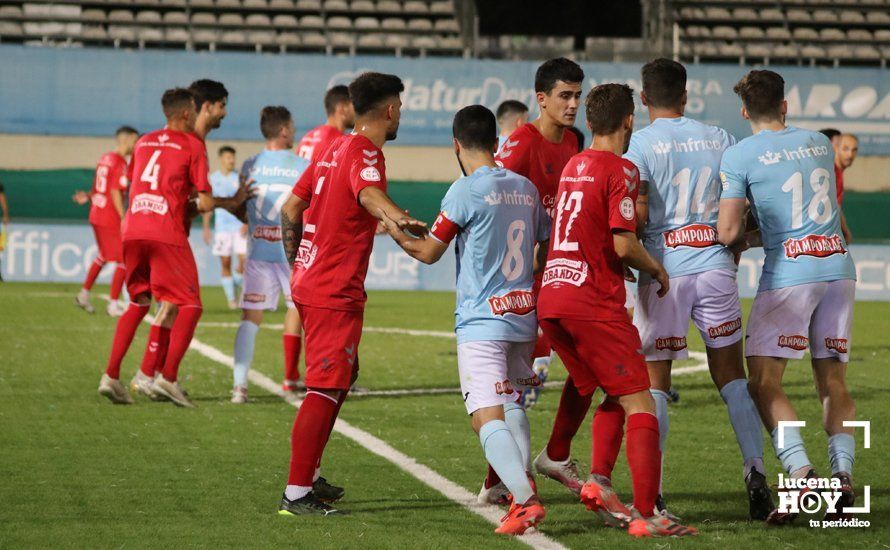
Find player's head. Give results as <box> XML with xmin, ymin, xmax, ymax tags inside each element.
<box><xmin>452</xmin><ymin>105</ymin><xmax>498</xmax><ymax>176</ymax></box>
<box><xmin>568</xmin><ymin>126</ymin><xmax>585</xmax><ymax>152</ymax></box>
<box><xmin>218</xmin><ymin>145</ymin><xmax>236</xmax><ymax>171</ymax></box>
<box><xmin>161</xmin><ymin>87</ymin><xmax>197</xmax><ymax>132</ymax></box>
<box><xmin>733</xmin><ymin>70</ymin><xmax>786</xmax><ymax>124</ymax></box>
<box><xmin>349</xmin><ymin>72</ymin><xmax>404</xmax><ymax>142</ymax></box>
<box><xmin>640</xmin><ymin>58</ymin><xmax>687</xmax><ymax>112</ymax></box>
<box><xmin>820</xmin><ymin>128</ymin><xmax>842</xmax><ymax>151</ymax></box>
<box><xmin>115</xmin><ymin>125</ymin><xmax>139</xmax><ymax>155</ymax></box>
<box><xmin>495</xmin><ymin>100</ymin><xmax>529</xmax><ymax>135</ymax></box>
<box><xmin>534</xmin><ymin>58</ymin><xmax>584</xmax><ymax>129</ymax></box>
<box><xmin>837</xmin><ymin>133</ymin><xmax>859</xmax><ymax>170</ymax></box>
<box><xmin>324</xmin><ymin>85</ymin><xmax>355</xmax><ymax>130</ymax></box>
<box><xmin>189</xmin><ymin>79</ymin><xmax>228</xmax><ymax>130</ymax></box>
<box><xmin>585</xmin><ymin>83</ymin><xmax>635</xmax><ymax>153</ymax></box>
<box><xmin>260</xmin><ymin>105</ymin><xmax>295</xmax><ymax>150</ymax></box>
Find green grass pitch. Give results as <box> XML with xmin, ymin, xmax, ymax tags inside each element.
<box><xmin>1</xmin><ymin>282</ymin><xmax>888</xmax><ymax>548</ymax></box>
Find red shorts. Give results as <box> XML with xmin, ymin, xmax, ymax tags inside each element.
<box><xmin>92</xmin><ymin>223</ymin><xmax>122</xmax><ymax>263</ymax></box>
<box><xmin>123</xmin><ymin>240</ymin><xmax>201</xmax><ymax>306</ymax></box>
<box><xmin>540</xmin><ymin>317</ymin><xmax>649</xmax><ymax>397</ymax></box>
<box><xmin>297</xmin><ymin>303</ymin><xmax>362</xmax><ymax>391</ymax></box>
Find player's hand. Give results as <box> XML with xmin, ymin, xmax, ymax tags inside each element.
<box><xmin>375</xmin><ymin>221</ymin><xmax>387</xmax><ymax>235</ymax></box>
<box><xmin>233</xmin><ymin>179</ymin><xmax>257</xmax><ymax>205</ymax></box>
<box><xmin>653</xmin><ymin>266</ymin><xmax>670</xmax><ymax>298</ymax></box>
<box><xmin>72</xmin><ymin>190</ymin><xmax>90</xmax><ymax>205</ymax></box>
<box><xmin>623</xmin><ymin>265</ymin><xmax>637</xmax><ymax>283</ymax></box>
<box><xmin>203</xmin><ymin>226</ymin><xmax>212</xmax><ymax>245</ymax></box>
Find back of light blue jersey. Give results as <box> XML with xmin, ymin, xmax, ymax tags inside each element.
<box><xmin>240</xmin><ymin>149</ymin><xmax>309</xmax><ymax>263</ymax></box>
<box><xmin>720</xmin><ymin>126</ymin><xmax>855</xmax><ymax>291</ymax></box>
<box><xmin>210</xmin><ymin>171</ymin><xmax>242</xmax><ymax>232</ymax></box>
<box><xmin>624</xmin><ymin>116</ymin><xmax>737</xmax><ymax>283</ymax></box>
<box><xmin>437</xmin><ymin>166</ymin><xmax>551</xmax><ymax>344</ymax></box>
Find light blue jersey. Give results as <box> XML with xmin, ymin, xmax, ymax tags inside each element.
<box><xmin>210</xmin><ymin>170</ymin><xmax>242</xmax><ymax>233</ymax></box>
<box><xmin>720</xmin><ymin>126</ymin><xmax>855</xmax><ymax>291</ymax></box>
<box><xmin>433</xmin><ymin>166</ymin><xmax>550</xmax><ymax>344</ymax></box>
<box><xmin>625</xmin><ymin>116</ymin><xmax>737</xmax><ymax>283</ymax></box>
<box><xmin>240</xmin><ymin>149</ymin><xmax>309</xmax><ymax>263</ymax></box>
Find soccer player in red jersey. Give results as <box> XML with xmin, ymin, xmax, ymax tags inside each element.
<box><xmin>98</xmin><ymin>88</ymin><xmax>249</xmax><ymax>407</ymax></box>
<box><xmin>129</xmin><ymin>79</ymin><xmax>230</xmax><ymax>399</ymax></box>
<box><xmin>73</xmin><ymin>126</ymin><xmax>139</xmax><ymax>317</ymax></box>
<box><xmin>277</xmin><ymin>72</ymin><xmax>426</xmax><ymax>515</ymax></box>
<box><xmin>485</xmin><ymin>57</ymin><xmax>587</xmax><ymax>501</ymax></box>
<box><xmin>295</xmin><ymin>85</ymin><xmax>355</xmax><ymax>163</ymax></box>
<box><xmin>538</xmin><ymin>83</ymin><xmax>695</xmax><ymax>537</ymax></box>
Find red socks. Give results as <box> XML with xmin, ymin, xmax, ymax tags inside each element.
<box><xmin>160</xmin><ymin>306</ymin><xmax>202</xmax><ymax>382</ymax></box>
<box><xmin>109</xmin><ymin>264</ymin><xmax>126</xmax><ymax>301</ymax></box>
<box><xmin>626</xmin><ymin>412</ymin><xmax>661</xmax><ymax>518</ymax></box>
<box><xmin>140</xmin><ymin>324</ymin><xmax>171</xmax><ymax>377</ymax></box>
<box><xmin>289</xmin><ymin>391</ymin><xmax>339</xmax><ymax>486</ymax></box>
<box><xmin>83</xmin><ymin>257</ymin><xmax>105</xmax><ymax>292</ymax></box>
<box><xmin>316</xmin><ymin>390</ymin><xmax>348</xmax><ymax>469</ymax></box>
<box><xmin>104</xmin><ymin>303</ymin><xmax>149</xmax><ymax>379</ymax></box>
<box><xmin>283</xmin><ymin>333</ymin><xmax>302</xmax><ymax>382</ymax></box>
<box><xmin>591</xmin><ymin>400</ymin><xmax>626</xmax><ymax>479</ymax></box>
<box><xmin>546</xmin><ymin>376</ymin><xmax>594</xmax><ymax>461</ymax></box>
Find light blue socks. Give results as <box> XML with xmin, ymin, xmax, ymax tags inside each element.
<box><xmin>233</xmin><ymin>320</ymin><xmax>259</xmax><ymax>387</ymax></box>
<box><xmin>221</xmin><ymin>276</ymin><xmax>235</xmax><ymax>302</ymax></box>
<box><xmin>479</xmin><ymin>419</ymin><xmax>533</xmax><ymax>505</ymax></box>
<box><xmin>828</xmin><ymin>433</ymin><xmax>855</xmax><ymax>475</ymax></box>
<box><xmin>720</xmin><ymin>378</ymin><xmax>766</xmax><ymax>476</ymax></box>
<box><xmin>771</xmin><ymin>424</ymin><xmax>812</xmax><ymax>475</ymax></box>
<box><xmin>504</xmin><ymin>402</ymin><xmax>532</xmax><ymax>471</ymax></box>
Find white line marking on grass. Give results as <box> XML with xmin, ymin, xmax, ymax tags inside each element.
<box><xmin>182</xmin><ymin>333</ymin><xmax>567</xmax><ymax>549</ymax></box>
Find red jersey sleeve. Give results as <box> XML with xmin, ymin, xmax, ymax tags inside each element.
<box><xmin>110</xmin><ymin>156</ymin><xmax>127</xmax><ymax>191</ymax></box>
<box><xmin>608</xmin><ymin>162</ymin><xmax>639</xmax><ymax>233</ymax></box>
<box><xmin>190</xmin><ymin>143</ymin><xmax>211</xmax><ymax>193</ymax></box>
<box><xmin>348</xmin><ymin>151</ymin><xmax>386</xmax><ymax>199</ymax></box>
<box><xmin>495</xmin><ymin>133</ymin><xmax>530</xmax><ymax>177</ymax></box>
<box><xmin>293</xmin><ymin>162</ymin><xmax>314</xmax><ymax>201</ymax></box>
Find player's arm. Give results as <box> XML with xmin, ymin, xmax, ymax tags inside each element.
<box><xmin>379</xmin><ymin>208</ymin><xmax>447</xmax><ymax>265</ymax></box>
<box><xmin>635</xmin><ymin>180</ymin><xmax>649</xmax><ymax>237</ymax></box>
<box><xmin>534</xmin><ymin>241</ymin><xmax>549</xmax><ymax>274</ymax></box>
<box><xmin>281</xmin><ymin>193</ymin><xmax>309</xmax><ymax>266</ymax></box>
<box><xmin>202</xmin><ymin>212</ymin><xmax>212</xmax><ymax>244</ymax></box>
<box><xmin>613</xmin><ymin>230</ymin><xmax>668</xmax><ymax>297</ymax></box>
<box><xmin>71</xmin><ymin>190</ymin><xmax>92</xmax><ymax>205</ymax></box>
<box><xmin>358</xmin><ymin>186</ymin><xmax>428</xmax><ymax>237</ymax></box>
<box><xmin>109</xmin><ymin>188</ymin><xmax>125</xmax><ymax>219</ymax></box>
<box><xmin>716</xmin><ymin>198</ymin><xmax>747</xmax><ymax>246</ymax></box>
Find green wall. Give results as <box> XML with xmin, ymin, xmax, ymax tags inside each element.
<box><xmin>1</xmin><ymin>169</ymin><xmax>888</xmax><ymax>241</ymax></box>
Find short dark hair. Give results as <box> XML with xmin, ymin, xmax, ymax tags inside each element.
<box><xmin>641</xmin><ymin>58</ymin><xmax>686</xmax><ymax>109</ymax></box>
<box><xmin>348</xmin><ymin>72</ymin><xmax>404</xmax><ymax>117</ymax></box>
<box><xmin>496</xmin><ymin>100</ymin><xmax>528</xmax><ymax>122</ymax></box>
<box><xmin>453</xmin><ymin>105</ymin><xmax>498</xmax><ymax>152</ymax></box>
<box><xmin>260</xmin><ymin>106</ymin><xmax>292</xmax><ymax>139</ymax></box>
<box><xmin>733</xmin><ymin>70</ymin><xmax>785</xmax><ymax>122</ymax></box>
<box><xmin>568</xmin><ymin>126</ymin><xmax>585</xmax><ymax>152</ymax></box>
<box><xmin>535</xmin><ymin>57</ymin><xmax>584</xmax><ymax>94</ymax></box>
<box><xmin>188</xmin><ymin>79</ymin><xmax>228</xmax><ymax>111</ymax></box>
<box><xmin>218</xmin><ymin>145</ymin><xmax>236</xmax><ymax>156</ymax></box>
<box><xmin>115</xmin><ymin>126</ymin><xmax>138</xmax><ymax>136</ymax></box>
<box><xmin>324</xmin><ymin>85</ymin><xmax>351</xmax><ymax>116</ymax></box>
<box><xmin>161</xmin><ymin>88</ymin><xmax>195</xmax><ymax>119</ymax></box>
<box><xmin>585</xmin><ymin>84</ymin><xmax>635</xmax><ymax>135</ymax></box>
<box><xmin>820</xmin><ymin>128</ymin><xmax>841</xmax><ymax>141</ymax></box>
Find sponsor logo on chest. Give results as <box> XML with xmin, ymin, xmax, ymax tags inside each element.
<box><xmin>542</xmin><ymin>258</ymin><xmax>589</xmax><ymax>287</ymax></box>
<box><xmin>778</xmin><ymin>334</ymin><xmax>809</xmax><ymax>350</ymax></box>
<box><xmin>663</xmin><ymin>223</ymin><xmax>719</xmax><ymax>249</ymax></box>
<box><xmin>783</xmin><ymin>234</ymin><xmax>846</xmax><ymax>260</ymax></box>
<box><xmin>253</xmin><ymin>225</ymin><xmax>281</xmax><ymax>242</ymax></box>
<box><xmin>488</xmin><ymin>289</ymin><xmax>536</xmax><ymax>316</ymax></box>
<box><xmin>130</xmin><ymin>193</ymin><xmax>169</xmax><ymax>216</ymax></box>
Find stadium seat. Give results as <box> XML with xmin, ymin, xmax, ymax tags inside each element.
<box><xmin>327</xmin><ymin>16</ymin><xmax>352</xmax><ymax>29</ymax></box>
<box><xmin>875</xmin><ymin>29</ymin><xmax>890</xmax><ymax>42</ymax></box>
<box><xmin>404</xmin><ymin>1</ymin><xmax>429</xmax><ymax>14</ymax></box>
<box><xmin>703</xmin><ymin>7</ymin><xmax>731</xmax><ymax>20</ymax></box>
<box><xmin>269</xmin><ymin>0</ymin><xmax>294</xmax><ymax>8</ymax></box>
<box><xmin>820</xmin><ymin>28</ymin><xmax>846</xmax><ymax>41</ymax></box>
<box><xmin>813</xmin><ymin>10</ymin><xmax>836</xmax><ymax>22</ymax></box>
<box><xmin>295</xmin><ymin>0</ymin><xmax>322</xmax><ymax>10</ymax></box>
<box><xmin>219</xmin><ymin>13</ymin><xmax>245</xmax><ymax>26</ymax></box>
<box><xmin>163</xmin><ymin>11</ymin><xmax>189</xmax><ymax>24</ymax></box>
<box><xmin>161</xmin><ymin>0</ymin><xmax>188</xmax><ymax>6</ymax></box>
<box><xmin>138</xmin><ymin>27</ymin><xmax>164</xmax><ymax>42</ymax></box>
<box><xmin>248</xmin><ymin>30</ymin><xmax>276</xmax><ymax>45</ymax></box>
<box><xmin>678</xmin><ymin>7</ymin><xmax>705</xmax><ymax>20</ymax></box>
<box><xmin>855</xmin><ymin>45</ymin><xmax>881</xmax><ymax>59</ymax></box>
<box><xmin>357</xmin><ymin>33</ymin><xmax>384</xmax><ymax>48</ymax></box>
<box><xmin>190</xmin><ymin>0</ymin><xmax>214</xmax><ymax>7</ymax></box>
<box><xmin>277</xmin><ymin>31</ymin><xmax>301</xmax><ymax>46</ymax></box>
<box><xmin>220</xmin><ymin>30</ymin><xmax>247</xmax><ymax>44</ymax></box>
<box><xmin>193</xmin><ymin>29</ymin><xmax>220</xmax><ymax>43</ymax></box>
<box><xmin>136</xmin><ymin>11</ymin><xmax>162</xmax><ymax>23</ymax></box>
<box><xmin>108</xmin><ymin>25</ymin><xmax>137</xmax><ymax>41</ymax></box>
<box><xmin>328</xmin><ymin>31</ymin><xmax>354</xmax><ymax>46</ymax></box>
<box><xmin>411</xmin><ymin>35</ymin><xmax>436</xmax><ymax>48</ymax></box>
<box><xmin>407</xmin><ymin>18</ymin><xmax>433</xmax><ymax>31</ymax></box>
<box><xmin>301</xmin><ymin>15</ymin><xmax>324</xmax><ymax>28</ymax></box>
<box><xmin>718</xmin><ymin>42</ymin><xmax>743</xmax><ymax>57</ymax></box>
<box><xmin>793</xmin><ymin>27</ymin><xmax>819</xmax><ymax>41</ymax></box>
<box><xmin>351</xmin><ymin>0</ymin><xmax>375</xmax><ymax>12</ymax></box>
<box><xmin>745</xmin><ymin>43</ymin><xmax>771</xmax><ymax>58</ymax></box>
<box><xmin>766</xmin><ymin>27</ymin><xmax>791</xmax><ymax>40</ymax></box>
<box><xmin>760</xmin><ymin>8</ymin><xmax>783</xmax><ymax>21</ymax></box>
<box><xmin>377</xmin><ymin>0</ymin><xmax>402</xmax><ymax>13</ymax></box>
<box><xmin>217</xmin><ymin>0</ymin><xmax>242</xmax><ymax>9</ymax></box>
<box><xmin>246</xmin><ymin>14</ymin><xmax>272</xmax><ymax>26</ymax></box>
<box><xmin>693</xmin><ymin>42</ymin><xmax>718</xmax><ymax>56</ymax></box>
<box><xmin>430</xmin><ymin>1</ymin><xmax>455</xmax><ymax>14</ymax></box>
<box><xmin>847</xmin><ymin>29</ymin><xmax>872</xmax><ymax>41</ymax></box>
<box><xmin>738</xmin><ymin>26</ymin><xmax>764</xmax><ymax>39</ymax></box>
<box><xmin>244</xmin><ymin>0</ymin><xmax>268</xmax><ymax>8</ymax></box>
<box><xmin>81</xmin><ymin>9</ymin><xmax>106</xmax><ymax>22</ymax></box>
<box><xmin>786</xmin><ymin>9</ymin><xmax>810</xmax><ymax>22</ymax></box>
<box><xmin>354</xmin><ymin>17</ymin><xmax>379</xmax><ymax>30</ymax></box>
<box><xmin>192</xmin><ymin>12</ymin><xmax>217</xmax><ymax>25</ymax></box>
<box><xmin>840</xmin><ymin>11</ymin><xmax>866</xmax><ymax>24</ymax></box>
<box><xmin>301</xmin><ymin>31</ymin><xmax>326</xmax><ymax>46</ymax></box>
<box><xmin>800</xmin><ymin>44</ymin><xmax>827</xmax><ymax>58</ymax></box>
<box><xmin>827</xmin><ymin>44</ymin><xmax>854</xmax><ymax>58</ymax></box>
<box><xmin>108</xmin><ymin>10</ymin><xmax>135</xmax><ymax>22</ymax></box>
<box><xmin>0</xmin><ymin>5</ymin><xmax>23</xmax><ymax>17</ymax></box>
<box><xmin>324</xmin><ymin>0</ymin><xmax>349</xmax><ymax>11</ymax></box>
<box><xmin>81</xmin><ymin>25</ymin><xmax>108</xmax><ymax>40</ymax></box>
<box><xmin>773</xmin><ymin>44</ymin><xmax>799</xmax><ymax>58</ymax></box>
<box><xmin>882</xmin><ymin>45</ymin><xmax>890</xmax><ymax>59</ymax></box>
<box><xmin>866</xmin><ymin>11</ymin><xmax>890</xmax><ymax>24</ymax></box>
<box><xmin>438</xmin><ymin>36</ymin><xmax>462</xmax><ymax>49</ymax></box>
<box><xmin>384</xmin><ymin>34</ymin><xmax>408</xmax><ymax>48</ymax></box>
<box><xmin>733</xmin><ymin>8</ymin><xmax>757</xmax><ymax>20</ymax></box>
<box><xmin>381</xmin><ymin>17</ymin><xmax>406</xmax><ymax>30</ymax></box>
<box><xmin>272</xmin><ymin>14</ymin><xmax>298</xmax><ymax>27</ymax></box>
<box><xmin>164</xmin><ymin>27</ymin><xmax>190</xmax><ymax>43</ymax></box>
<box><xmin>712</xmin><ymin>26</ymin><xmax>737</xmax><ymax>40</ymax></box>
<box><xmin>434</xmin><ymin>19</ymin><xmax>459</xmax><ymax>32</ymax></box>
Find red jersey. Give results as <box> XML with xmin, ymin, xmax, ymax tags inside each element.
<box><xmin>296</xmin><ymin>124</ymin><xmax>344</xmax><ymax>164</ymax></box>
<box><xmin>291</xmin><ymin>133</ymin><xmax>386</xmax><ymax>311</ymax></box>
<box><xmin>496</xmin><ymin>123</ymin><xmax>578</xmax><ymax>215</ymax></box>
<box><xmin>834</xmin><ymin>163</ymin><xmax>845</xmax><ymax>206</ymax></box>
<box><xmin>122</xmin><ymin>128</ymin><xmax>210</xmax><ymax>246</ymax></box>
<box><xmin>537</xmin><ymin>149</ymin><xmax>640</xmax><ymax>322</ymax></box>
<box><xmin>88</xmin><ymin>151</ymin><xmax>129</xmax><ymax>227</ymax></box>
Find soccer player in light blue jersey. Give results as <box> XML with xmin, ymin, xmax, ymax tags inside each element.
<box><xmin>230</xmin><ymin>107</ymin><xmax>310</xmax><ymax>404</ymax></box>
<box><xmin>624</xmin><ymin>59</ymin><xmax>771</xmax><ymax>520</ymax></box>
<box><xmin>203</xmin><ymin>146</ymin><xmax>247</xmax><ymax>309</ymax></box>
<box><xmin>380</xmin><ymin>105</ymin><xmax>550</xmax><ymax>536</ymax></box>
<box><xmin>717</xmin><ymin>70</ymin><xmax>858</xmax><ymax>525</ymax></box>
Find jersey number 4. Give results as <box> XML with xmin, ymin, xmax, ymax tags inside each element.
<box><xmin>141</xmin><ymin>150</ymin><xmax>162</xmax><ymax>191</ymax></box>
